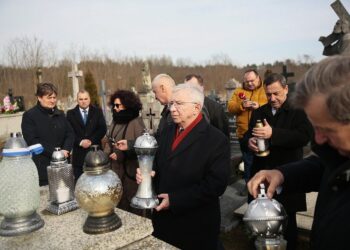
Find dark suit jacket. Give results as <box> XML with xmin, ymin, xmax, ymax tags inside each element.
<box><xmin>21</xmin><ymin>104</ymin><xmax>74</xmax><ymax>185</ymax></box>
<box><xmin>152</xmin><ymin>118</ymin><xmax>230</xmax><ymax>250</ymax></box>
<box><xmin>243</xmin><ymin>99</ymin><xmax>314</xmax><ymax>212</ymax></box>
<box><xmin>66</xmin><ymin>105</ymin><xmax>107</xmax><ymax>178</ymax></box>
<box><xmin>277</xmin><ymin>144</ymin><xmax>350</xmax><ymax>250</ymax></box>
<box><xmin>204</xmin><ymin>96</ymin><xmax>229</xmax><ymax>137</ymax></box>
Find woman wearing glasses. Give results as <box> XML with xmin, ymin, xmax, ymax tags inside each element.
<box><xmin>103</xmin><ymin>90</ymin><xmax>145</xmax><ymax>215</ymax></box>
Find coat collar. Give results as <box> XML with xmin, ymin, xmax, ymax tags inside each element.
<box><xmin>165</xmin><ymin>118</ymin><xmax>208</xmax><ymax>160</ymax></box>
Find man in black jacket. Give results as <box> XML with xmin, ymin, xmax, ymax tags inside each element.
<box><xmin>21</xmin><ymin>83</ymin><xmax>75</xmax><ymax>186</ymax></box>
<box><xmin>66</xmin><ymin>90</ymin><xmax>106</xmax><ymax>180</ymax></box>
<box><xmin>151</xmin><ymin>74</ymin><xmax>175</xmax><ymax>140</ymax></box>
<box><xmin>185</xmin><ymin>74</ymin><xmax>229</xmax><ymax>137</ymax></box>
<box><xmin>248</xmin><ymin>56</ymin><xmax>350</xmax><ymax>250</ymax></box>
<box><xmin>244</xmin><ymin>73</ymin><xmax>314</xmax><ymax>249</ymax></box>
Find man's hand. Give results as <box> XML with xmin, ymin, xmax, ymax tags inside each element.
<box><xmin>247</xmin><ymin>170</ymin><xmax>284</xmax><ymax>199</ymax></box>
<box><xmin>248</xmin><ymin>137</ymin><xmax>259</xmax><ymax>152</ymax></box>
<box><xmin>62</xmin><ymin>150</ymin><xmax>70</xmax><ymax>158</ymax></box>
<box><xmin>252</xmin><ymin>119</ymin><xmax>272</xmax><ymax>139</ymax></box>
<box><xmin>242</xmin><ymin>100</ymin><xmax>259</xmax><ymax>110</ymax></box>
<box><xmin>136</xmin><ymin>168</ymin><xmax>155</xmax><ymax>184</ymax></box>
<box><xmin>80</xmin><ymin>139</ymin><xmax>92</xmax><ymax>149</ymax></box>
<box><xmin>155</xmin><ymin>193</ymin><xmax>170</xmax><ymax>211</ymax></box>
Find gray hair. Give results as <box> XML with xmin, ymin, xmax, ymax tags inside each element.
<box><xmin>151</xmin><ymin>73</ymin><xmax>175</xmax><ymax>87</ymax></box>
<box><xmin>172</xmin><ymin>83</ymin><xmax>204</xmax><ymax>108</ymax></box>
<box><xmin>291</xmin><ymin>55</ymin><xmax>350</xmax><ymax>123</ymax></box>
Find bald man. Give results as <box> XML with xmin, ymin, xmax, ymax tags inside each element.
<box><xmin>152</xmin><ymin>73</ymin><xmax>176</xmax><ymax>139</ymax></box>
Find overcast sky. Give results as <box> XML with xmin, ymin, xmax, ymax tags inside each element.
<box><xmin>0</xmin><ymin>0</ymin><xmax>349</xmax><ymax>66</ymax></box>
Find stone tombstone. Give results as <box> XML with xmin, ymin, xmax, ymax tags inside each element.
<box><xmin>138</xmin><ymin>62</ymin><xmax>162</xmax><ymax>134</ymax></box>
<box><xmin>67</xmin><ymin>63</ymin><xmax>83</xmax><ymax>104</ymax></box>
<box><xmin>224</xmin><ymin>78</ymin><xmax>241</xmax><ymax>102</ymax></box>
<box><xmin>319</xmin><ymin>0</ymin><xmax>350</xmax><ymax>56</ymax></box>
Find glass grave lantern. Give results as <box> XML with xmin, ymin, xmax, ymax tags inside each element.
<box><xmin>131</xmin><ymin>131</ymin><xmax>159</xmax><ymax>209</ymax></box>
<box><xmin>75</xmin><ymin>145</ymin><xmax>123</xmax><ymax>234</ymax></box>
<box><xmin>46</xmin><ymin>148</ymin><xmax>78</xmax><ymax>215</ymax></box>
<box><xmin>0</xmin><ymin>132</ymin><xmax>44</xmax><ymax>236</ymax></box>
<box><xmin>243</xmin><ymin>184</ymin><xmax>287</xmax><ymax>250</ymax></box>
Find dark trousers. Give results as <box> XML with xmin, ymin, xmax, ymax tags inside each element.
<box><xmin>285</xmin><ymin>211</ymin><xmax>298</xmax><ymax>250</ymax></box>
<box><xmin>239</xmin><ymin>139</ymin><xmax>254</xmax><ymax>183</ymax></box>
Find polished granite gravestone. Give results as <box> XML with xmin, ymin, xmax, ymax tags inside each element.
<box><xmin>0</xmin><ymin>187</ymin><xmax>177</xmax><ymax>250</ymax></box>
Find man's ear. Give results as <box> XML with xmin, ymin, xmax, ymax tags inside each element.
<box><xmin>160</xmin><ymin>84</ymin><xmax>165</xmax><ymax>92</ymax></box>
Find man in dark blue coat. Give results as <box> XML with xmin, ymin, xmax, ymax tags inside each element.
<box><xmin>66</xmin><ymin>90</ymin><xmax>106</xmax><ymax>180</ymax></box>
<box><xmin>243</xmin><ymin>73</ymin><xmax>314</xmax><ymax>249</ymax></box>
<box><xmin>22</xmin><ymin>83</ymin><xmax>74</xmax><ymax>186</ymax></box>
<box><xmin>248</xmin><ymin>56</ymin><xmax>350</xmax><ymax>250</ymax></box>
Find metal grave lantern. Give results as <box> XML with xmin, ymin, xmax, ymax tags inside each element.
<box><xmin>0</xmin><ymin>132</ymin><xmax>44</xmax><ymax>236</ymax></box>
<box><xmin>75</xmin><ymin>145</ymin><xmax>123</xmax><ymax>234</ymax></box>
<box><xmin>131</xmin><ymin>131</ymin><xmax>159</xmax><ymax>209</ymax></box>
<box><xmin>46</xmin><ymin>148</ymin><xmax>78</xmax><ymax>215</ymax></box>
<box><xmin>243</xmin><ymin>184</ymin><xmax>287</xmax><ymax>250</ymax></box>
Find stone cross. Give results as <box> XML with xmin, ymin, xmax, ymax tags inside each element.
<box><xmin>141</xmin><ymin>62</ymin><xmax>152</xmax><ymax>92</ymax></box>
<box><xmin>68</xmin><ymin>63</ymin><xmax>83</xmax><ymax>101</ymax></box>
<box><xmin>281</xmin><ymin>65</ymin><xmax>294</xmax><ymax>83</ymax></box>
<box><xmin>319</xmin><ymin>0</ymin><xmax>350</xmax><ymax>55</ymax></box>
<box><xmin>146</xmin><ymin>108</ymin><xmax>156</xmax><ymax>130</ymax></box>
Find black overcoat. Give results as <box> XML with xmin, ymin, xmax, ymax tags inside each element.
<box><xmin>66</xmin><ymin>105</ymin><xmax>107</xmax><ymax>179</ymax></box>
<box><xmin>243</xmin><ymin>100</ymin><xmax>314</xmax><ymax>212</ymax></box>
<box><xmin>204</xmin><ymin>96</ymin><xmax>229</xmax><ymax>137</ymax></box>
<box><xmin>152</xmin><ymin>118</ymin><xmax>230</xmax><ymax>250</ymax></box>
<box><xmin>21</xmin><ymin>105</ymin><xmax>74</xmax><ymax>185</ymax></box>
<box><xmin>277</xmin><ymin>144</ymin><xmax>350</xmax><ymax>250</ymax></box>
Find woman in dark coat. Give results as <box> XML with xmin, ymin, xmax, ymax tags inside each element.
<box><xmin>21</xmin><ymin>83</ymin><xmax>74</xmax><ymax>186</ymax></box>
<box><xmin>103</xmin><ymin>90</ymin><xmax>145</xmax><ymax>216</ymax></box>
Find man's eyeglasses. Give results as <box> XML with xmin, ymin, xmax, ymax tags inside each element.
<box><xmin>167</xmin><ymin>101</ymin><xmax>197</xmax><ymax>109</ymax></box>
<box><xmin>244</xmin><ymin>78</ymin><xmax>257</xmax><ymax>84</ymax></box>
<box><xmin>113</xmin><ymin>103</ymin><xmax>122</xmax><ymax>108</ymax></box>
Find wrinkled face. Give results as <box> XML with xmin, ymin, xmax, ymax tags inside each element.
<box><xmin>305</xmin><ymin>94</ymin><xmax>350</xmax><ymax>157</ymax></box>
<box><xmin>38</xmin><ymin>93</ymin><xmax>57</xmax><ymax>109</ymax></box>
<box><xmin>113</xmin><ymin>98</ymin><xmax>125</xmax><ymax>113</ymax></box>
<box><xmin>169</xmin><ymin>90</ymin><xmax>200</xmax><ymax>128</ymax></box>
<box><xmin>265</xmin><ymin>81</ymin><xmax>288</xmax><ymax>109</ymax></box>
<box><xmin>243</xmin><ymin>71</ymin><xmax>260</xmax><ymax>91</ymax></box>
<box><xmin>77</xmin><ymin>92</ymin><xmax>91</xmax><ymax>109</ymax></box>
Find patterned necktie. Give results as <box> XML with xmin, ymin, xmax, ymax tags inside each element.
<box><xmin>82</xmin><ymin>109</ymin><xmax>88</xmax><ymax>125</ymax></box>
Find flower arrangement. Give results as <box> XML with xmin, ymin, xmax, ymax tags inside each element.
<box><xmin>0</xmin><ymin>96</ymin><xmax>20</xmax><ymax>114</ymax></box>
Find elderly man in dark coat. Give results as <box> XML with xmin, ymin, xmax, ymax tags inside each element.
<box><xmin>243</xmin><ymin>73</ymin><xmax>314</xmax><ymax>249</ymax></box>
<box><xmin>66</xmin><ymin>90</ymin><xmax>106</xmax><ymax>180</ymax></box>
<box><xmin>137</xmin><ymin>83</ymin><xmax>230</xmax><ymax>250</ymax></box>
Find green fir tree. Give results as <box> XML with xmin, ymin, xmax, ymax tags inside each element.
<box><xmin>84</xmin><ymin>70</ymin><xmax>100</xmax><ymax>107</ymax></box>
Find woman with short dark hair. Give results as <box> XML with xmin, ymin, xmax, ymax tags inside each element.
<box><xmin>21</xmin><ymin>82</ymin><xmax>74</xmax><ymax>186</ymax></box>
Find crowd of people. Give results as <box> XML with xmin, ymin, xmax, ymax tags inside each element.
<box><xmin>19</xmin><ymin>55</ymin><xmax>350</xmax><ymax>250</ymax></box>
